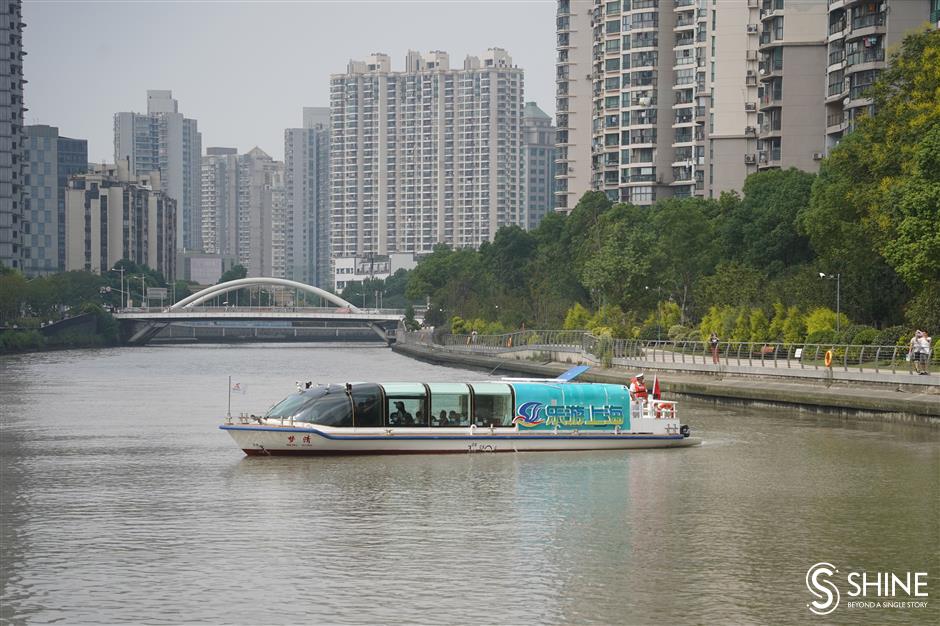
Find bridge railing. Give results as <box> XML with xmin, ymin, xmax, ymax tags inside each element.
<box><xmin>398</xmin><ymin>329</ymin><xmax>936</xmax><ymax>380</ymax></box>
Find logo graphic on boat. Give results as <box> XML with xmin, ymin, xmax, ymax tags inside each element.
<box><xmin>513</xmin><ymin>401</ymin><xmax>545</xmax><ymax>427</ymax></box>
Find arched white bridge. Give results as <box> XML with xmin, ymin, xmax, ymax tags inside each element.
<box><xmin>170</xmin><ymin>277</ymin><xmax>361</xmax><ymax>312</ymax></box>
<box><xmin>114</xmin><ymin>277</ymin><xmax>405</xmax><ymax>345</ymax></box>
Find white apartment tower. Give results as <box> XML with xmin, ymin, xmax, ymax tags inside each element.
<box><xmin>114</xmin><ymin>90</ymin><xmax>202</xmax><ymax>252</ymax></box>
<box><xmin>556</xmin><ymin>0</ymin><xmax>768</xmax><ymax>207</ymax></box>
<box><xmin>200</xmin><ymin>147</ymin><xmax>238</xmax><ymax>258</ymax></box>
<box><xmin>284</xmin><ymin>107</ymin><xmax>330</xmax><ymax>287</ymax></box>
<box><xmin>201</xmin><ymin>147</ymin><xmax>285</xmax><ymax>278</ymax></box>
<box><xmin>329</xmin><ymin>49</ymin><xmax>525</xmax><ymax>260</ymax></box>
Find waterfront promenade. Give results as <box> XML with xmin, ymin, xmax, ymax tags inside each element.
<box><xmin>394</xmin><ymin>331</ymin><xmax>939</xmax><ymax>423</ymax></box>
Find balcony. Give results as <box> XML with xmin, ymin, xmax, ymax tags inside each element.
<box><xmin>826</xmin><ymin>112</ymin><xmax>846</xmax><ymax>131</ymax></box>
<box><xmin>852</xmin><ymin>12</ymin><xmax>885</xmax><ymax>31</ymax></box>
<box><xmin>829</xmin><ymin>18</ymin><xmax>846</xmax><ymax>36</ymax></box>
<box><xmin>846</xmin><ymin>48</ymin><xmax>885</xmax><ymax>68</ymax></box>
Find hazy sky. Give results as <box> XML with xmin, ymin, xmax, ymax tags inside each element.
<box><xmin>24</xmin><ymin>0</ymin><xmax>557</xmax><ymax>163</ymax></box>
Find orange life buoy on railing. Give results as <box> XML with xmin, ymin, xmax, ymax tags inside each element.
<box><xmin>824</xmin><ymin>350</ymin><xmax>833</xmax><ymax>368</ymax></box>
<box><xmin>654</xmin><ymin>402</ymin><xmax>675</xmax><ymax>419</ymax></box>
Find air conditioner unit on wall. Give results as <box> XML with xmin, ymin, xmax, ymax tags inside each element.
<box><xmin>744</xmin><ymin>154</ymin><xmax>757</xmax><ymax>164</ymax></box>
<box><xmin>813</xmin><ymin>152</ymin><xmax>825</xmax><ymax>160</ymax></box>
<box><xmin>746</xmin><ymin>24</ymin><xmax>759</xmax><ymax>34</ymax></box>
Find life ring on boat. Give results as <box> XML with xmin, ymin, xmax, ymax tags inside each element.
<box><xmin>824</xmin><ymin>350</ymin><xmax>833</xmax><ymax>368</ymax></box>
<box><xmin>654</xmin><ymin>402</ymin><xmax>675</xmax><ymax>419</ymax></box>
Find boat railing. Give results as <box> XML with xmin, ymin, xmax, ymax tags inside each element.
<box><xmin>398</xmin><ymin>329</ymin><xmax>935</xmax><ymax>381</ymax></box>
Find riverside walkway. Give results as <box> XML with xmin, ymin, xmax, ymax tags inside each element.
<box><xmin>394</xmin><ymin>330</ymin><xmax>939</xmax><ymax>422</ymax></box>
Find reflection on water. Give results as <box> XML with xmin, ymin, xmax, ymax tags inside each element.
<box><xmin>1</xmin><ymin>345</ymin><xmax>937</xmax><ymax>624</ymax></box>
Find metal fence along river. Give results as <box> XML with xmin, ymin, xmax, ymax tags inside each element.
<box><xmin>400</xmin><ymin>330</ymin><xmax>937</xmax><ymax>383</ymax></box>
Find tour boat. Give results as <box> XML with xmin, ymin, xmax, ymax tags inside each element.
<box><xmin>220</xmin><ymin>367</ymin><xmax>700</xmax><ymax>455</ymax></box>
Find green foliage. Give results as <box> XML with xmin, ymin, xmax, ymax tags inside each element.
<box><xmin>219</xmin><ymin>264</ymin><xmax>247</xmax><ymax>284</ymax></box>
<box><xmin>667</xmin><ymin>324</ymin><xmax>689</xmax><ymax>341</ymax></box>
<box><xmin>719</xmin><ymin>169</ymin><xmax>815</xmax><ymax>277</ymax></box>
<box><xmin>563</xmin><ymin>303</ymin><xmax>592</xmax><ymax>330</ymax></box>
<box><xmin>749</xmin><ymin>308</ymin><xmax>771</xmax><ymax>343</ymax></box>
<box><xmin>593</xmin><ymin>328</ymin><xmax>615</xmax><ymax>368</ymax></box>
<box><xmin>852</xmin><ymin>328</ymin><xmax>879</xmax><ymax>345</ymax></box>
<box><xmin>731</xmin><ymin>308</ymin><xmax>749</xmax><ymax>343</ymax></box>
<box><xmin>0</xmin><ymin>329</ymin><xmax>46</xmax><ymax>352</ymax></box>
<box><xmin>782</xmin><ymin>306</ymin><xmax>806</xmax><ymax>344</ymax></box>
<box><xmin>904</xmin><ymin>280</ymin><xmax>940</xmax><ymax>330</ymax></box>
<box><xmin>403</xmin><ymin>304</ymin><xmax>420</xmax><ymax>332</ymax></box>
<box><xmin>804</xmin><ymin>308</ymin><xmax>834</xmax><ymax>336</ymax></box>
<box><xmin>806</xmin><ymin>329</ymin><xmax>838</xmax><ymax>345</ymax></box>
<box><xmin>873</xmin><ymin>326</ymin><xmax>908</xmax><ymax>347</ymax></box>
<box><xmin>768</xmin><ymin>302</ymin><xmax>787</xmax><ymax>341</ymax></box>
<box><xmin>589</xmin><ymin>304</ymin><xmax>634</xmax><ymax>338</ymax></box>
<box><xmin>802</xmin><ymin>28</ymin><xmax>939</xmax><ymax>325</ymax></box>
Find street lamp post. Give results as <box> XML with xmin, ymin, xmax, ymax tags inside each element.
<box><xmin>819</xmin><ymin>272</ymin><xmax>841</xmax><ymax>334</ymax></box>
<box><xmin>111</xmin><ymin>266</ymin><xmax>126</xmax><ymax>309</ymax></box>
<box><xmin>138</xmin><ymin>275</ymin><xmax>147</xmax><ymax>309</ymax></box>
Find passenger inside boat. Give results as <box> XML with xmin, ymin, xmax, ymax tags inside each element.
<box><xmin>389</xmin><ymin>401</ymin><xmax>414</xmax><ymax>426</ymax></box>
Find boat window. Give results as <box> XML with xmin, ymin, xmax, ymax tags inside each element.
<box><xmin>351</xmin><ymin>383</ymin><xmax>383</xmax><ymax>428</ymax></box>
<box><xmin>264</xmin><ymin>392</ymin><xmax>311</xmax><ymax>419</ymax></box>
<box><xmin>383</xmin><ymin>383</ymin><xmax>428</xmax><ymax>427</ymax></box>
<box><xmin>387</xmin><ymin>396</ymin><xmax>425</xmax><ymax>427</ymax></box>
<box><xmin>470</xmin><ymin>383</ymin><xmax>513</xmax><ymax>426</ymax></box>
<box><xmin>264</xmin><ymin>385</ymin><xmax>334</xmax><ymax>419</ymax></box>
<box><xmin>294</xmin><ymin>393</ymin><xmax>353</xmax><ymax>427</ymax></box>
<box><xmin>428</xmin><ymin>383</ymin><xmax>470</xmax><ymax>427</ymax></box>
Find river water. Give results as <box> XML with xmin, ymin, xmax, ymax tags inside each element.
<box><xmin>1</xmin><ymin>344</ymin><xmax>937</xmax><ymax>625</ymax></box>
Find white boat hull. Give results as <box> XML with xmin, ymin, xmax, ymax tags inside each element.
<box><xmin>220</xmin><ymin>424</ymin><xmax>701</xmax><ymax>455</ymax></box>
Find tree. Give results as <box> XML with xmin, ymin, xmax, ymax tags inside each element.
<box><xmin>718</xmin><ymin>168</ymin><xmax>815</xmax><ymax>277</ymax></box>
<box><xmin>219</xmin><ymin>264</ymin><xmax>247</xmax><ymax>284</ymax></box>
<box><xmin>802</xmin><ymin>28</ymin><xmax>939</xmax><ymax>326</ymax></box>
<box><xmin>649</xmin><ymin>198</ymin><xmax>720</xmax><ymax>320</ymax></box>
<box><xmin>579</xmin><ymin>203</ymin><xmax>655</xmax><ymax>310</ymax></box>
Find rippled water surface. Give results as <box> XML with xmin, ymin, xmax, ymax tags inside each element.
<box><xmin>1</xmin><ymin>344</ymin><xmax>938</xmax><ymax>625</ymax></box>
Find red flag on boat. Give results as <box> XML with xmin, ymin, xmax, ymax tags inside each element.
<box><xmin>652</xmin><ymin>375</ymin><xmax>661</xmax><ymax>400</ymax></box>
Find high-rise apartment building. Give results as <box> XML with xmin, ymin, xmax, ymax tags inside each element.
<box><xmin>823</xmin><ymin>0</ymin><xmax>931</xmax><ymax>151</ymax></box>
<box><xmin>557</xmin><ymin>0</ymin><xmax>764</xmax><ymax>208</ymax></box>
<box><xmin>200</xmin><ymin>147</ymin><xmax>285</xmax><ymax>278</ymax></box>
<box><xmin>330</xmin><ymin>49</ymin><xmax>524</xmax><ymax>261</ymax></box>
<box><xmin>201</xmin><ymin>147</ymin><xmax>238</xmax><ymax>258</ymax></box>
<box><xmin>523</xmin><ymin>102</ymin><xmax>557</xmax><ymax>229</ymax></box>
<box><xmin>114</xmin><ymin>90</ymin><xmax>202</xmax><ymax>252</ymax></box>
<box><xmin>0</xmin><ymin>0</ymin><xmax>26</xmax><ymax>271</ymax></box>
<box><xmin>237</xmin><ymin>148</ymin><xmax>284</xmax><ymax>278</ymax></box>
<box><xmin>64</xmin><ymin>162</ymin><xmax>177</xmax><ymax>280</ymax></box>
<box><xmin>555</xmin><ymin>2</ymin><xmax>595</xmax><ymax>212</ymax></box>
<box><xmin>284</xmin><ymin>107</ymin><xmax>330</xmax><ymax>287</ymax></box>
<box><xmin>23</xmin><ymin>125</ymin><xmax>87</xmax><ymax>275</ymax></box>
<box><xmin>755</xmin><ymin>0</ymin><xmax>827</xmax><ymax>171</ymax></box>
